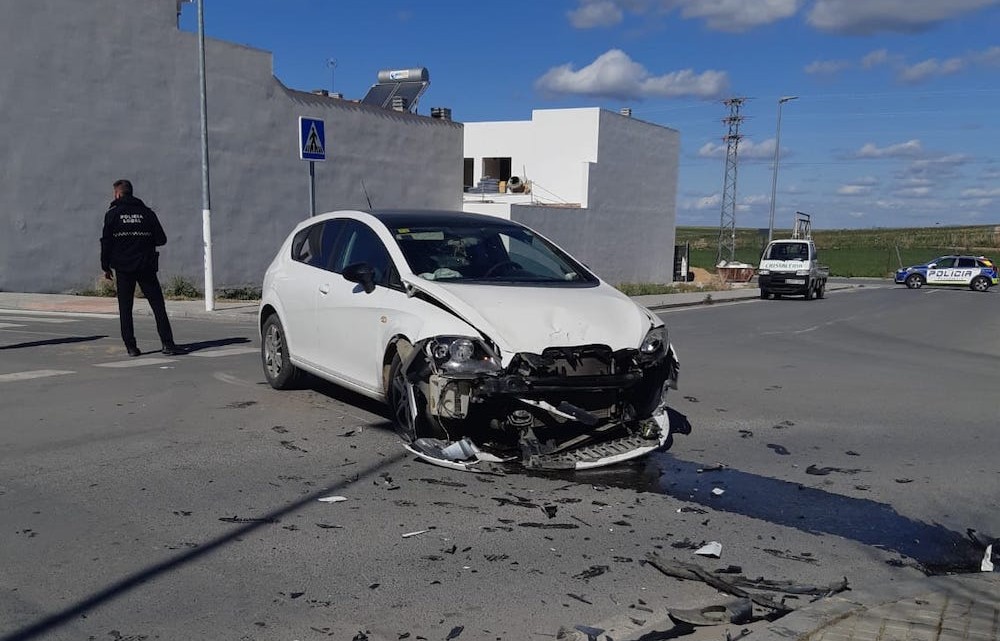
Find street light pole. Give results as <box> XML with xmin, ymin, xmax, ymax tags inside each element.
<box><xmin>197</xmin><ymin>0</ymin><xmax>214</xmax><ymax>311</ymax></box>
<box><xmin>767</xmin><ymin>95</ymin><xmax>798</xmax><ymax>244</ymax></box>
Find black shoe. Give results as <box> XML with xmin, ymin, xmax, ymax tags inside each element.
<box><xmin>161</xmin><ymin>344</ymin><xmax>184</xmax><ymax>356</ymax></box>
<box><xmin>126</xmin><ymin>346</ymin><xmax>141</xmax><ymax>357</ymax></box>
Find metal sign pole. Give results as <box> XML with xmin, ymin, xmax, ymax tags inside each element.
<box><xmin>309</xmin><ymin>161</ymin><xmax>316</xmax><ymax>217</ymax></box>
<box><xmin>196</xmin><ymin>0</ymin><xmax>214</xmax><ymax>311</ymax></box>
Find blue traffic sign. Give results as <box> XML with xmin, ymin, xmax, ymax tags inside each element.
<box><xmin>299</xmin><ymin>117</ymin><xmax>326</xmax><ymax>161</ymax></box>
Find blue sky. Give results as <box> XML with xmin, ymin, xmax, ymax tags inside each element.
<box><xmin>180</xmin><ymin>0</ymin><xmax>1000</xmax><ymax>230</ymax></box>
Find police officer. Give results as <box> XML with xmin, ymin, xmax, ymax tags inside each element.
<box><xmin>100</xmin><ymin>179</ymin><xmax>181</xmax><ymax>357</ymax></box>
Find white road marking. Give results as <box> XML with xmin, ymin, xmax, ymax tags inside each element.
<box><xmin>0</xmin><ymin>323</ymin><xmax>27</xmax><ymax>329</ymax></box>
<box><xmin>190</xmin><ymin>346</ymin><xmax>257</xmax><ymax>358</ymax></box>
<box><xmin>0</xmin><ymin>370</ymin><xmax>75</xmax><ymax>383</ymax></box>
<box><xmin>0</xmin><ymin>308</ymin><xmax>118</xmax><ymax>319</ymax></box>
<box><xmin>95</xmin><ymin>358</ymin><xmax>176</xmax><ymax>368</ymax></box>
<box><xmin>0</xmin><ymin>316</ymin><xmax>75</xmax><ymax>324</ymax></box>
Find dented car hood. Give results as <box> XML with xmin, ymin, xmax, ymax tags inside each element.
<box><xmin>403</xmin><ymin>277</ymin><xmax>654</xmax><ymax>357</ymax></box>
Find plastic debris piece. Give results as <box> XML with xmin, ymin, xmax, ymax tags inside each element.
<box><xmin>318</xmin><ymin>496</ymin><xmax>347</xmax><ymax>503</ymax></box>
<box><xmin>441</xmin><ymin>437</ymin><xmax>479</xmax><ymax>461</ymax></box>
<box><xmin>983</xmin><ymin>544</ymin><xmax>994</xmax><ymax>572</ymax></box>
<box><xmin>402</xmin><ymin>529</ymin><xmax>429</xmax><ymax>539</ymax></box>
<box><xmin>694</xmin><ymin>541</ymin><xmax>722</xmax><ymax>558</ymax></box>
<box><xmin>669</xmin><ymin>597</ymin><xmax>752</xmax><ymax>626</ymax></box>
<box><xmin>712</xmin><ymin>488</ymin><xmax>725</xmax><ymax>496</ymax></box>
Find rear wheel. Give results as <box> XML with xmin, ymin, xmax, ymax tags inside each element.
<box><xmin>261</xmin><ymin>315</ymin><xmax>301</xmax><ymax>390</ymax></box>
<box><xmin>971</xmin><ymin>275</ymin><xmax>990</xmax><ymax>292</ymax></box>
<box><xmin>905</xmin><ymin>273</ymin><xmax>925</xmax><ymax>289</ymax></box>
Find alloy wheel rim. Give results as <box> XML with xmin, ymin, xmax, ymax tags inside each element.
<box><xmin>264</xmin><ymin>325</ymin><xmax>283</xmax><ymax>378</ymax></box>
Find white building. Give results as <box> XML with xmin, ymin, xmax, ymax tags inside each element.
<box><xmin>463</xmin><ymin>108</ymin><xmax>680</xmax><ymax>285</ymax></box>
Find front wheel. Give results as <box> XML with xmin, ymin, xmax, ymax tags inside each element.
<box><xmin>905</xmin><ymin>273</ymin><xmax>925</xmax><ymax>289</ymax></box>
<box><xmin>386</xmin><ymin>351</ymin><xmax>445</xmax><ymax>442</ymax></box>
<box><xmin>971</xmin><ymin>276</ymin><xmax>991</xmax><ymax>292</ymax></box>
<box><xmin>804</xmin><ymin>283</ymin><xmax>815</xmax><ymax>301</ymax></box>
<box><xmin>760</xmin><ymin>289</ymin><xmax>771</xmax><ymax>300</ymax></box>
<box><xmin>816</xmin><ymin>281</ymin><xmax>826</xmax><ymax>299</ymax></box>
<box><xmin>261</xmin><ymin>315</ymin><xmax>301</xmax><ymax>390</ymax></box>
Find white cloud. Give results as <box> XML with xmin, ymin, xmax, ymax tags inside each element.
<box><xmin>837</xmin><ymin>184</ymin><xmax>873</xmax><ymax>196</ymax></box>
<box><xmin>698</xmin><ymin>137</ymin><xmax>778</xmax><ymax>159</ymax></box>
<box><xmin>861</xmin><ymin>49</ymin><xmax>891</xmax><ymax>69</ymax></box>
<box><xmin>568</xmin><ymin>0</ymin><xmax>624</xmax><ymax>28</ymax></box>
<box><xmin>668</xmin><ymin>0</ymin><xmax>801</xmax><ymax>32</ymax></box>
<box><xmin>742</xmin><ymin>194</ymin><xmax>770</xmax><ymax>206</ymax></box>
<box><xmin>807</xmin><ymin>0</ymin><xmax>999</xmax><ymax>35</ymax></box>
<box><xmin>898</xmin><ymin>57</ymin><xmax>966</xmax><ymax>83</ymax></box>
<box><xmin>805</xmin><ymin>59</ymin><xmax>851</xmax><ymax>75</ymax></box>
<box><xmin>848</xmin><ymin>211</ymin><xmax>866</xmax><ymax>219</ymax></box>
<box><xmin>684</xmin><ymin>193</ymin><xmax>722</xmax><ymax>210</ymax></box>
<box><xmin>535</xmin><ymin>49</ymin><xmax>729</xmax><ymax>100</ymax></box>
<box><xmin>961</xmin><ymin>187</ymin><xmax>1000</xmax><ymax>198</ymax></box>
<box><xmin>907</xmin><ymin>154</ymin><xmax>970</xmax><ymax>172</ymax></box>
<box><xmin>973</xmin><ymin>46</ymin><xmax>1000</xmax><ymax>66</ymax></box>
<box><xmin>856</xmin><ymin>139</ymin><xmax>923</xmax><ymax>159</ymax></box>
<box><xmin>894</xmin><ymin>186</ymin><xmax>932</xmax><ymax>198</ymax></box>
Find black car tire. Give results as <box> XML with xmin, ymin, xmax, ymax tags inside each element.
<box><xmin>387</xmin><ymin>351</ymin><xmax>445</xmax><ymax>442</ymax></box>
<box><xmin>760</xmin><ymin>289</ymin><xmax>771</xmax><ymax>300</ymax></box>
<box><xmin>971</xmin><ymin>275</ymin><xmax>991</xmax><ymax>292</ymax></box>
<box><xmin>905</xmin><ymin>273</ymin><xmax>925</xmax><ymax>289</ymax></box>
<box><xmin>804</xmin><ymin>283</ymin><xmax>815</xmax><ymax>301</ymax></box>
<box><xmin>816</xmin><ymin>281</ymin><xmax>826</xmax><ymax>299</ymax></box>
<box><xmin>261</xmin><ymin>315</ymin><xmax>301</xmax><ymax>390</ymax></box>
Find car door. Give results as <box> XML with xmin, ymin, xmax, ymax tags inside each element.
<box><xmin>314</xmin><ymin>219</ymin><xmax>407</xmax><ymax>393</ymax></box>
<box><xmin>280</xmin><ymin>219</ymin><xmax>345</xmax><ymax>366</ymax></box>
<box><xmin>926</xmin><ymin>257</ymin><xmax>956</xmax><ymax>285</ymax></box>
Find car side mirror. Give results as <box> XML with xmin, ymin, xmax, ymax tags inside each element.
<box><xmin>343</xmin><ymin>262</ymin><xmax>376</xmax><ymax>294</ymax></box>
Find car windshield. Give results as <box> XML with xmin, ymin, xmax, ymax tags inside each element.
<box><xmin>763</xmin><ymin>242</ymin><xmax>810</xmax><ymax>261</ymax></box>
<box><xmin>392</xmin><ymin>222</ymin><xmax>596</xmax><ymax>285</ymax></box>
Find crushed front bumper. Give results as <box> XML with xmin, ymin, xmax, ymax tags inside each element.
<box><xmin>398</xmin><ymin>341</ymin><xmax>680</xmax><ymax>471</ymax></box>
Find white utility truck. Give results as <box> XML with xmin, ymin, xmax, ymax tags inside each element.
<box><xmin>757</xmin><ymin>213</ymin><xmax>829</xmax><ymax>301</ymax></box>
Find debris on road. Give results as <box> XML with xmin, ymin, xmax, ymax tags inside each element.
<box><xmin>694</xmin><ymin>541</ymin><xmax>723</xmax><ymax>558</ymax></box>
<box><xmin>767</xmin><ymin>444</ymin><xmax>790</xmax><ymax>455</ymax></box>
<box><xmin>712</xmin><ymin>488</ymin><xmax>726</xmax><ymax>496</ymax></box>
<box><xmin>317</xmin><ymin>495</ymin><xmax>347</xmax><ymax>503</ymax></box>
<box><xmin>402</xmin><ymin>529</ymin><xmax>431</xmax><ymax>539</ymax></box>
<box><xmin>668</xmin><ymin>597</ymin><xmax>752</xmax><ymax>626</ymax></box>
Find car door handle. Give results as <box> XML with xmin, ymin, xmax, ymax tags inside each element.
<box><xmin>318</xmin><ymin>284</ymin><xmax>330</xmax><ymax>295</ymax></box>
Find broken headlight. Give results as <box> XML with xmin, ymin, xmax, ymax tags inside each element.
<box><xmin>425</xmin><ymin>336</ymin><xmax>502</xmax><ymax>375</ymax></box>
<box><xmin>639</xmin><ymin>325</ymin><xmax>668</xmax><ymax>359</ymax></box>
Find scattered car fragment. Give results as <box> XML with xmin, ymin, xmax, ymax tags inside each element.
<box><xmin>259</xmin><ymin>209</ymin><xmax>681</xmax><ymax>471</ymax></box>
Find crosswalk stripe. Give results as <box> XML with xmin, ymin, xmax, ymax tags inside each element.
<box><xmin>0</xmin><ymin>370</ymin><xmax>75</xmax><ymax>382</ymax></box>
<box><xmin>0</xmin><ymin>323</ymin><xmax>27</xmax><ymax>329</ymax></box>
<box><xmin>190</xmin><ymin>346</ymin><xmax>258</xmax><ymax>358</ymax></box>
<box><xmin>95</xmin><ymin>358</ymin><xmax>176</xmax><ymax>368</ymax></box>
<box><xmin>0</xmin><ymin>316</ymin><xmax>75</xmax><ymax>324</ymax></box>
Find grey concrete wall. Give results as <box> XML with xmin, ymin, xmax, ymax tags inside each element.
<box><xmin>511</xmin><ymin>111</ymin><xmax>679</xmax><ymax>285</ymax></box>
<box><xmin>0</xmin><ymin>0</ymin><xmax>462</xmax><ymax>293</ymax></box>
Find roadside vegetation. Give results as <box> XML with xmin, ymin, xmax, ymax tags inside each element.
<box><xmin>677</xmin><ymin>224</ymin><xmax>1000</xmax><ymax>278</ymax></box>
<box><xmin>77</xmin><ymin>275</ymin><xmax>261</xmax><ymax>301</ymax></box>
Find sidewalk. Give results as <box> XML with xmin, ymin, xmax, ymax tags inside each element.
<box><xmin>0</xmin><ymin>292</ymin><xmax>259</xmax><ymax>323</ymax></box>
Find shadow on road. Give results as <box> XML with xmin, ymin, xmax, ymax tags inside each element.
<box><xmin>560</xmin><ymin>453</ymin><xmax>980</xmax><ymax>574</ymax></box>
<box><xmin>177</xmin><ymin>337</ymin><xmax>252</xmax><ymax>353</ymax></box>
<box><xmin>0</xmin><ymin>453</ymin><xmax>407</xmax><ymax>641</ymax></box>
<box><xmin>0</xmin><ymin>335</ymin><xmax>108</xmax><ymax>351</ymax></box>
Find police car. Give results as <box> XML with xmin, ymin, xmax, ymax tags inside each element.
<box><xmin>894</xmin><ymin>255</ymin><xmax>998</xmax><ymax>292</ymax></box>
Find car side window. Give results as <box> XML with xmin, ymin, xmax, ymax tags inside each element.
<box><xmin>934</xmin><ymin>257</ymin><xmax>956</xmax><ymax>269</ymax></box>
<box><xmin>957</xmin><ymin>257</ymin><xmax>976</xmax><ymax>268</ymax></box>
<box><xmin>332</xmin><ymin>220</ymin><xmax>396</xmax><ymax>287</ymax></box>
<box><xmin>290</xmin><ymin>220</ymin><xmax>345</xmax><ymax>271</ymax></box>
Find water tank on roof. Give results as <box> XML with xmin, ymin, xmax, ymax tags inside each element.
<box><xmin>377</xmin><ymin>68</ymin><xmax>430</xmax><ymax>83</ymax></box>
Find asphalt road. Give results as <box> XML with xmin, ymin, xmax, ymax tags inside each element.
<box><xmin>0</xmin><ymin>284</ymin><xmax>997</xmax><ymax>640</ymax></box>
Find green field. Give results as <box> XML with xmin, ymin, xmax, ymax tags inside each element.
<box><xmin>678</xmin><ymin>225</ymin><xmax>1000</xmax><ymax>278</ymax></box>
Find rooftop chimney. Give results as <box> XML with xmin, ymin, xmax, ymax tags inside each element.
<box><xmin>430</xmin><ymin>107</ymin><xmax>452</xmax><ymax>121</ymax></box>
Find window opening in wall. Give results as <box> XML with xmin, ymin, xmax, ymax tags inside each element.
<box><xmin>464</xmin><ymin>158</ymin><xmax>474</xmax><ymax>188</ymax></box>
<box><xmin>482</xmin><ymin>157</ymin><xmax>512</xmax><ymax>182</ymax></box>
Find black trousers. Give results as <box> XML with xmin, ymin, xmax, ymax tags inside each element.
<box><xmin>115</xmin><ymin>269</ymin><xmax>175</xmax><ymax>348</ymax></box>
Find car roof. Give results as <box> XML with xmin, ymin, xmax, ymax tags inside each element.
<box><xmin>367</xmin><ymin>209</ymin><xmax>522</xmax><ymax>229</ymax></box>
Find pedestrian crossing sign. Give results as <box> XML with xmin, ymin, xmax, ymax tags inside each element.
<box><xmin>299</xmin><ymin>117</ymin><xmax>326</xmax><ymax>161</ymax></box>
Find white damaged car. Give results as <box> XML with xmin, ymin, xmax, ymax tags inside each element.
<box><xmin>258</xmin><ymin>210</ymin><xmax>680</xmax><ymax>471</ymax></box>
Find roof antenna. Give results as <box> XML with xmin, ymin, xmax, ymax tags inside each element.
<box><xmin>361</xmin><ymin>178</ymin><xmax>374</xmax><ymax>210</ymax></box>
